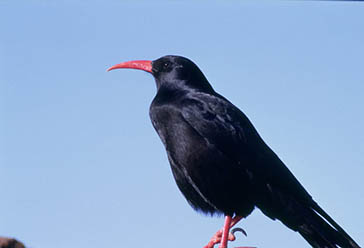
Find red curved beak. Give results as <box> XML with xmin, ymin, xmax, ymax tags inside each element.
<box><xmin>107</xmin><ymin>60</ymin><xmax>152</xmax><ymax>73</ymax></box>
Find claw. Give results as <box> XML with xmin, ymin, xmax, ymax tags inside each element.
<box><xmin>204</xmin><ymin>215</ymin><xmax>251</xmax><ymax>248</ymax></box>
<box><xmin>204</xmin><ymin>227</ymin><xmax>251</xmax><ymax>248</ymax></box>
<box><xmin>231</xmin><ymin>227</ymin><xmax>247</xmax><ymax>237</ymax></box>
<box><xmin>203</xmin><ymin>229</ymin><xmax>236</xmax><ymax>248</ymax></box>
<box><xmin>231</xmin><ymin>228</ymin><xmax>256</xmax><ymax>248</ymax></box>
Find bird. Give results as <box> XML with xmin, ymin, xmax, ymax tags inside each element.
<box><xmin>107</xmin><ymin>55</ymin><xmax>360</xmax><ymax>248</ymax></box>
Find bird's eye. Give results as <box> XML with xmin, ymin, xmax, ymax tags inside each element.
<box><xmin>163</xmin><ymin>62</ymin><xmax>170</xmax><ymax>69</ymax></box>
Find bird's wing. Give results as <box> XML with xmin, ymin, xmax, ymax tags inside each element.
<box><xmin>180</xmin><ymin>93</ymin><xmax>251</xmax><ymax>158</ymax></box>
<box><xmin>180</xmin><ymin>93</ymin><xmax>361</xmax><ymax>248</ymax></box>
<box><xmin>180</xmin><ymin>92</ymin><xmax>313</xmax><ymax>204</ymax></box>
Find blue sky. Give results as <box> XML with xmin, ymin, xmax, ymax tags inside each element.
<box><xmin>1</xmin><ymin>1</ymin><xmax>363</xmax><ymax>248</ymax></box>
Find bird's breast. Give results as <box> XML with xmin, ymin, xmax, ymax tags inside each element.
<box><xmin>149</xmin><ymin>104</ymin><xmax>255</xmax><ymax>216</ymax></box>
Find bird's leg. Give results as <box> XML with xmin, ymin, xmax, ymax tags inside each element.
<box><xmin>204</xmin><ymin>215</ymin><xmax>243</xmax><ymax>248</ymax></box>
<box><xmin>219</xmin><ymin>215</ymin><xmax>232</xmax><ymax>248</ymax></box>
<box><xmin>230</xmin><ymin>216</ymin><xmax>244</xmax><ymax>227</ymax></box>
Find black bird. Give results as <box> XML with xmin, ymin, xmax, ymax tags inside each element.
<box><xmin>108</xmin><ymin>55</ymin><xmax>360</xmax><ymax>248</ymax></box>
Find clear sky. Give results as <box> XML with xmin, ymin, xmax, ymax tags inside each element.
<box><xmin>1</xmin><ymin>1</ymin><xmax>363</xmax><ymax>248</ymax></box>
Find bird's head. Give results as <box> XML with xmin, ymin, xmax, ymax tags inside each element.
<box><xmin>108</xmin><ymin>55</ymin><xmax>214</xmax><ymax>93</ymax></box>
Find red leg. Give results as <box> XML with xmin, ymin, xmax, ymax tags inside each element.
<box><xmin>219</xmin><ymin>216</ymin><xmax>232</xmax><ymax>248</ymax></box>
<box><xmin>230</xmin><ymin>216</ymin><xmax>243</xmax><ymax>227</ymax></box>
<box><xmin>203</xmin><ymin>215</ymin><xmax>243</xmax><ymax>248</ymax></box>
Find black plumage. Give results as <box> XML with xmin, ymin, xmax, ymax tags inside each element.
<box><xmin>108</xmin><ymin>55</ymin><xmax>360</xmax><ymax>248</ymax></box>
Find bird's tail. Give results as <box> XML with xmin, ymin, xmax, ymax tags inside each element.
<box><xmin>295</xmin><ymin>202</ymin><xmax>360</xmax><ymax>248</ymax></box>
<box><xmin>259</xmin><ymin>195</ymin><xmax>361</xmax><ymax>248</ymax></box>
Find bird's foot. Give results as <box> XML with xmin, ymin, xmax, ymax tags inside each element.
<box><xmin>203</xmin><ymin>229</ymin><xmax>236</xmax><ymax>248</ymax></box>
<box><xmin>203</xmin><ymin>227</ymin><xmax>254</xmax><ymax>248</ymax></box>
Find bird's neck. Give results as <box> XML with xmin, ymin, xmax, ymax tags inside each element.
<box><xmin>155</xmin><ymin>77</ymin><xmax>215</xmax><ymax>95</ymax></box>
<box><xmin>153</xmin><ymin>83</ymin><xmax>189</xmax><ymax>106</ymax></box>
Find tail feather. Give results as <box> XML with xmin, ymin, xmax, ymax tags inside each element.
<box><xmin>297</xmin><ymin>204</ymin><xmax>360</xmax><ymax>248</ymax></box>
<box><xmin>307</xmin><ymin>201</ymin><xmax>361</xmax><ymax>248</ymax></box>
<box><xmin>299</xmin><ymin>223</ymin><xmax>336</xmax><ymax>248</ymax></box>
<box><xmin>258</xmin><ymin>195</ymin><xmax>361</xmax><ymax>248</ymax></box>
